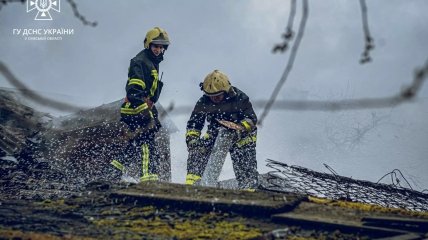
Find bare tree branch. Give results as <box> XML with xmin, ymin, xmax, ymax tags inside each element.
<box><xmin>0</xmin><ymin>0</ymin><xmax>24</xmax><ymax>10</ymax></box>
<box><xmin>66</xmin><ymin>0</ymin><xmax>97</xmax><ymax>27</ymax></box>
<box><xmin>252</xmin><ymin>96</ymin><xmax>402</xmax><ymax>112</ymax></box>
<box><xmin>164</xmin><ymin>60</ymin><xmax>428</xmax><ymax>115</ymax></box>
<box><xmin>259</xmin><ymin>0</ymin><xmax>309</xmax><ymax>126</ymax></box>
<box><xmin>359</xmin><ymin>0</ymin><xmax>375</xmax><ymax>64</ymax></box>
<box><xmin>0</xmin><ymin>61</ymin><xmax>87</xmax><ymax>112</ymax></box>
<box><xmin>257</xmin><ymin>60</ymin><xmax>427</xmax><ymax>111</ymax></box>
<box><xmin>272</xmin><ymin>0</ymin><xmax>296</xmax><ymax>53</ymax></box>
<box><xmin>0</xmin><ymin>0</ymin><xmax>97</xmax><ymax>26</ymax></box>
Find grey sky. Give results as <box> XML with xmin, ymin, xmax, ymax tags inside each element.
<box><xmin>1</xmin><ymin>0</ymin><xmax>427</xmax><ymax>190</ymax></box>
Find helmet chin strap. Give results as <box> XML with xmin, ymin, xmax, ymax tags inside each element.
<box><xmin>147</xmin><ymin>49</ymin><xmax>164</xmax><ymax>64</ymax></box>
<box><xmin>227</xmin><ymin>87</ymin><xmax>236</xmax><ymax>98</ymax></box>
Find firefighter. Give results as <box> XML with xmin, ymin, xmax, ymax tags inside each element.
<box><xmin>185</xmin><ymin>70</ymin><xmax>259</xmax><ymax>190</ymax></box>
<box><xmin>117</xmin><ymin>27</ymin><xmax>170</xmax><ymax>182</ymax></box>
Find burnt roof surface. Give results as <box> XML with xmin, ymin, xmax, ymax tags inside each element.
<box><xmin>1</xmin><ymin>88</ymin><xmax>428</xmax><ymax>239</ymax></box>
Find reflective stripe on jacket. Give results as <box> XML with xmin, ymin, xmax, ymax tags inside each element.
<box><xmin>125</xmin><ymin>49</ymin><xmax>163</xmax><ymax>109</ymax></box>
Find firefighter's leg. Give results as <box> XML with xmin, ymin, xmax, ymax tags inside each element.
<box><xmin>155</xmin><ymin>126</ymin><xmax>171</xmax><ymax>182</ymax></box>
<box><xmin>137</xmin><ymin>130</ymin><xmax>161</xmax><ymax>182</ymax></box>
<box><xmin>109</xmin><ymin>135</ymin><xmax>129</xmax><ymax>180</ymax></box>
<box><xmin>185</xmin><ymin>136</ymin><xmax>214</xmax><ymax>185</ymax></box>
<box><xmin>200</xmin><ymin>128</ymin><xmax>237</xmax><ymax>187</ymax></box>
<box><xmin>185</xmin><ymin>145</ymin><xmax>208</xmax><ymax>185</ymax></box>
<box><xmin>230</xmin><ymin>134</ymin><xmax>259</xmax><ymax>190</ymax></box>
<box><xmin>125</xmin><ymin>140</ymin><xmax>141</xmax><ymax>178</ymax></box>
<box><xmin>111</xmin><ymin>139</ymin><xmax>139</xmax><ymax>180</ymax></box>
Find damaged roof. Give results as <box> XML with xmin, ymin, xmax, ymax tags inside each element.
<box><xmin>1</xmin><ymin>88</ymin><xmax>428</xmax><ymax>239</ymax></box>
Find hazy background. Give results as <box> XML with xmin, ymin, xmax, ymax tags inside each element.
<box><xmin>1</xmin><ymin>0</ymin><xmax>427</xmax><ymax>190</ymax></box>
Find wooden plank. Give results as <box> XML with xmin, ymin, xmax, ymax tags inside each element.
<box><xmin>110</xmin><ymin>182</ymin><xmax>305</xmax><ymax>217</ymax></box>
<box><xmin>272</xmin><ymin>212</ymin><xmax>410</xmax><ymax>239</ymax></box>
<box><xmin>374</xmin><ymin>233</ymin><xmax>423</xmax><ymax>240</ymax></box>
<box><xmin>362</xmin><ymin>216</ymin><xmax>428</xmax><ymax>233</ymax></box>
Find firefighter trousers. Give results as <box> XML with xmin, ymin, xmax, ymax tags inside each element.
<box><xmin>186</xmin><ymin>132</ymin><xmax>258</xmax><ymax>189</ymax></box>
<box><xmin>122</xmin><ymin>129</ymin><xmax>161</xmax><ymax>181</ymax></box>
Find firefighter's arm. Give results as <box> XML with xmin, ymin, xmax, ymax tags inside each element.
<box><xmin>185</xmin><ymin>101</ymin><xmax>206</xmax><ymax>147</ymax></box>
<box><xmin>185</xmin><ymin>118</ymin><xmax>204</xmax><ymax>148</ymax></box>
<box><xmin>126</xmin><ymin>59</ymin><xmax>150</xmax><ymax>105</ymax></box>
<box><xmin>126</xmin><ymin>60</ymin><xmax>155</xmax><ymax>120</ymax></box>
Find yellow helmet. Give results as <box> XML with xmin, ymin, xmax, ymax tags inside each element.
<box><xmin>144</xmin><ymin>27</ymin><xmax>170</xmax><ymax>49</ymax></box>
<box><xmin>201</xmin><ymin>70</ymin><xmax>231</xmax><ymax>96</ymax></box>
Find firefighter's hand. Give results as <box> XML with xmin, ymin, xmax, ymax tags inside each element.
<box><xmin>144</xmin><ymin>97</ymin><xmax>154</xmax><ymax>109</ymax></box>
<box><xmin>240</xmin><ymin>119</ymin><xmax>255</xmax><ymax>132</ymax></box>
<box><xmin>145</xmin><ymin>117</ymin><xmax>156</xmax><ymax>130</ymax></box>
<box><xmin>139</xmin><ymin>107</ymin><xmax>154</xmax><ymax>126</ymax></box>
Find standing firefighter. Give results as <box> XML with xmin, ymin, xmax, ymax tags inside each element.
<box><xmin>115</xmin><ymin>27</ymin><xmax>170</xmax><ymax>182</ymax></box>
<box><xmin>185</xmin><ymin>70</ymin><xmax>259</xmax><ymax>190</ymax></box>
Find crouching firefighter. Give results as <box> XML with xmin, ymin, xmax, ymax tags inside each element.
<box><xmin>185</xmin><ymin>70</ymin><xmax>259</xmax><ymax>191</ymax></box>
<box><xmin>115</xmin><ymin>27</ymin><xmax>171</xmax><ymax>182</ymax></box>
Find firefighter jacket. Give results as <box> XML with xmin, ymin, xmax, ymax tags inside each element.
<box><xmin>186</xmin><ymin>87</ymin><xmax>257</xmax><ymax>140</ymax></box>
<box><xmin>120</xmin><ymin>49</ymin><xmax>164</xmax><ymax>130</ymax></box>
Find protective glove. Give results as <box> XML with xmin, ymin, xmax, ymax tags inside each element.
<box><xmin>240</xmin><ymin>119</ymin><xmax>255</xmax><ymax>132</ymax></box>
<box><xmin>186</xmin><ymin>135</ymin><xmax>200</xmax><ymax>149</ymax></box>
